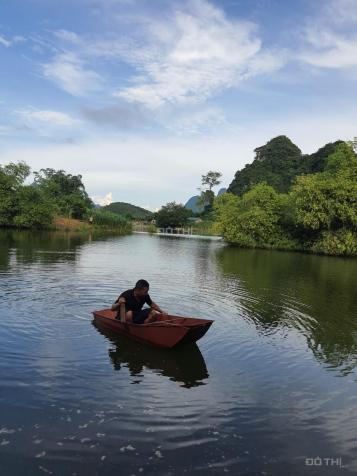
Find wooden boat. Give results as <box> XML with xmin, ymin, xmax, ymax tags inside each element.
<box><xmin>92</xmin><ymin>309</ymin><xmax>214</xmax><ymax>349</ymax></box>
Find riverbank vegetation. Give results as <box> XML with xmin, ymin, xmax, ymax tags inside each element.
<box><xmin>214</xmin><ymin>140</ymin><xmax>357</xmax><ymax>256</ymax></box>
<box><xmin>155</xmin><ymin>202</ymin><xmax>192</xmax><ymax>228</ymax></box>
<box><xmin>0</xmin><ymin>163</ymin><xmax>131</xmax><ymax>233</ymax></box>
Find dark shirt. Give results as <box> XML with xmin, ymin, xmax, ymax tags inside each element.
<box><xmin>115</xmin><ymin>289</ymin><xmax>152</xmax><ymax>313</ymax></box>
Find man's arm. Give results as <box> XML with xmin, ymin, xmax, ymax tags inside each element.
<box><xmin>111</xmin><ymin>296</ymin><xmax>126</xmax><ymax>312</ymax></box>
<box><xmin>150</xmin><ymin>301</ymin><xmax>167</xmax><ymax>315</ymax></box>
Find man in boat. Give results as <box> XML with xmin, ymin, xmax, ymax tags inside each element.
<box><xmin>111</xmin><ymin>279</ymin><xmax>167</xmax><ymax>324</ymax></box>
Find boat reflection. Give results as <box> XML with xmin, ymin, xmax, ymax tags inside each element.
<box><xmin>92</xmin><ymin>321</ymin><xmax>210</xmax><ymax>388</ymax></box>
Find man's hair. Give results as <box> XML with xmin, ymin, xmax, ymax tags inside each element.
<box><xmin>135</xmin><ymin>279</ymin><xmax>149</xmax><ymax>289</ymax></box>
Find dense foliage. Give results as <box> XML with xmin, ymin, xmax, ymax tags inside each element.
<box><xmin>0</xmin><ymin>161</ymin><xmax>130</xmax><ymax>232</ymax></box>
<box><xmin>33</xmin><ymin>168</ymin><xmax>92</xmax><ymax>219</ymax></box>
<box><xmin>228</xmin><ymin>136</ymin><xmax>343</xmax><ymax>196</ymax></box>
<box><xmin>0</xmin><ymin>161</ymin><xmax>52</xmax><ymax>228</ymax></box>
<box><xmin>89</xmin><ymin>209</ymin><xmax>132</xmax><ymax>232</ymax></box>
<box><xmin>155</xmin><ymin>202</ymin><xmax>192</xmax><ymax>228</ymax></box>
<box><xmin>215</xmin><ymin>142</ymin><xmax>357</xmax><ymax>256</ymax></box>
<box><xmin>102</xmin><ymin>201</ymin><xmax>153</xmax><ymax>220</ymax></box>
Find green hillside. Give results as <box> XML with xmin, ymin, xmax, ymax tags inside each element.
<box><xmin>216</xmin><ymin>140</ymin><xmax>357</xmax><ymax>256</ymax></box>
<box><xmin>228</xmin><ymin>136</ymin><xmax>343</xmax><ymax>196</ymax></box>
<box><xmin>102</xmin><ymin>202</ymin><xmax>153</xmax><ymax>220</ymax></box>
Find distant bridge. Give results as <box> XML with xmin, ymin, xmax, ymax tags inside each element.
<box><xmin>132</xmin><ymin>224</ymin><xmax>223</xmax><ymax>241</ymax></box>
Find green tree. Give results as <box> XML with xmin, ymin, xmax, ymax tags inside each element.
<box><xmin>156</xmin><ymin>202</ymin><xmax>191</xmax><ymax>228</ymax></box>
<box><xmin>197</xmin><ymin>170</ymin><xmax>222</xmax><ymax>211</ymax></box>
<box><xmin>312</xmin><ymin>229</ymin><xmax>357</xmax><ymax>256</ymax></box>
<box><xmin>228</xmin><ymin>136</ymin><xmax>302</xmax><ymax>195</ymax></box>
<box><xmin>290</xmin><ymin>143</ymin><xmax>357</xmax><ymax>253</ymax></box>
<box><xmin>291</xmin><ymin>143</ymin><xmax>357</xmax><ymax>234</ymax></box>
<box><xmin>299</xmin><ymin>141</ymin><xmax>343</xmax><ymax>175</ymax></box>
<box><xmin>0</xmin><ymin>161</ymin><xmax>31</xmax><ymax>226</ymax></box>
<box><xmin>213</xmin><ymin>192</ymin><xmax>241</xmax><ymax>241</ymax></box>
<box><xmin>2</xmin><ymin>161</ymin><xmax>31</xmax><ymax>186</ymax></box>
<box><xmin>13</xmin><ymin>186</ymin><xmax>54</xmax><ymax>228</ymax></box>
<box><xmin>201</xmin><ymin>171</ymin><xmax>222</xmax><ymax>191</ymax></box>
<box><xmin>324</xmin><ymin>142</ymin><xmax>357</xmax><ymax>178</ymax></box>
<box><xmin>0</xmin><ymin>169</ymin><xmax>18</xmax><ymax>225</ymax></box>
<box><xmin>347</xmin><ymin>137</ymin><xmax>357</xmax><ymax>153</ymax></box>
<box><xmin>213</xmin><ymin>184</ymin><xmax>293</xmax><ymax>248</ymax></box>
<box><xmin>33</xmin><ymin>168</ymin><xmax>92</xmax><ymax>219</ymax></box>
<box><xmin>214</xmin><ymin>141</ymin><xmax>357</xmax><ymax>255</ymax></box>
<box><xmin>0</xmin><ymin>161</ymin><xmax>55</xmax><ymax>228</ymax></box>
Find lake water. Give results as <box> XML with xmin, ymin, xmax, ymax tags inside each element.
<box><xmin>0</xmin><ymin>229</ymin><xmax>356</xmax><ymax>476</ymax></box>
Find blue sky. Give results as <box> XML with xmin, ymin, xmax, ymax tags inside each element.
<box><xmin>0</xmin><ymin>0</ymin><xmax>356</xmax><ymax>209</ymax></box>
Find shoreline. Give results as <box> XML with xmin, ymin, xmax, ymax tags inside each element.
<box><xmin>1</xmin><ymin>225</ymin><xmax>355</xmax><ymax>257</ymax></box>
<box><xmin>0</xmin><ymin>216</ymin><xmax>132</xmax><ymax>234</ymax></box>
<box><xmin>133</xmin><ymin>231</ymin><xmax>223</xmax><ymax>241</ymax></box>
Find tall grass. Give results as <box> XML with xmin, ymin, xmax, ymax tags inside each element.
<box><xmin>90</xmin><ymin>209</ymin><xmax>132</xmax><ymax>233</ymax></box>
<box><xmin>191</xmin><ymin>220</ymin><xmax>218</xmax><ymax>236</ymax></box>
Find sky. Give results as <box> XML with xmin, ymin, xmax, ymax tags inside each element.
<box><xmin>0</xmin><ymin>0</ymin><xmax>356</xmax><ymax>210</ymax></box>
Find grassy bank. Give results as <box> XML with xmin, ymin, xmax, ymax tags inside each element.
<box><xmin>52</xmin><ymin>217</ymin><xmax>92</xmax><ymax>232</ymax></box>
<box><xmin>190</xmin><ymin>220</ymin><xmax>218</xmax><ymax>236</ymax></box>
<box><xmin>51</xmin><ymin>215</ymin><xmax>132</xmax><ymax>234</ymax></box>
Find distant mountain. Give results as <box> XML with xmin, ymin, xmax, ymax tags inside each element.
<box><xmin>102</xmin><ymin>202</ymin><xmax>153</xmax><ymax>219</ymax></box>
<box><xmin>217</xmin><ymin>187</ymin><xmax>227</xmax><ymax>196</ymax></box>
<box><xmin>185</xmin><ymin>187</ymin><xmax>227</xmax><ymax>213</ymax></box>
<box><xmin>185</xmin><ymin>195</ymin><xmax>203</xmax><ymax>213</ymax></box>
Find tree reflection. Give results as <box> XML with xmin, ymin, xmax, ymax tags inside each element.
<box><xmin>0</xmin><ymin>229</ymin><xmax>122</xmax><ymax>266</ymax></box>
<box><xmin>216</xmin><ymin>246</ymin><xmax>357</xmax><ymax>374</ymax></box>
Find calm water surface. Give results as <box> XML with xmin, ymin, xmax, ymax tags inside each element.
<box><xmin>0</xmin><ymin>230</ymin><xmax>356</xmax><ymax>476</ymax></box>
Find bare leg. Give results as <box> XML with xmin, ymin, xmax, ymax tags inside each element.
<box><xmin>125</xmin><ymin>310</ymin><xmax>133</xmax><ymax>322</ymax></box>
<box><xmin>144</xmin><ymin>310</ymin><xmax>159</xmax><ymax>323</ymax></box>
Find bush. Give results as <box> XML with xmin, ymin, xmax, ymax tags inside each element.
<box><xmin>213</xmin><ymin>185</ymin><xmax>289</xmax><ymax>247</ymax></box>
<box><xmin>147</xmin><ymin>223</ymin><xmax>157</xmax><ymax>234</ymax></box>
<box><xmin>90</xmin><ymin>209</ymin><xmax>132</xmax><ymax>231</ymax></box>
<box><xmin>156</xmin><ymin>202</ymin><xmax>191</xmax><ymax>228</ymax></box>
<box><xmin>6</xmin><ymin>185</ymin><xmax>54</xmax><ymax>228</ymax></box>
<box><xmin>312</xmin><ymin>229</ymin><xmax>357</xmax><ymax>256</ymax></box>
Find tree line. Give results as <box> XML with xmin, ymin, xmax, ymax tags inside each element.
<box><xmin>155</xmin><ymin>137</ymin><xmax>357</xmax><ymax>256</ymax></box>
<box><xmin>0</xmin><ymin>163</ymin><xmax>130</xmax><ymax>231</ymax></box>
<box><xmin>214</xmin><ymin>141</ymin><xmax>357</xmax><ymax>256</ymax></box>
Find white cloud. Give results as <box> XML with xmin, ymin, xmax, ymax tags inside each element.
<box><xmin>42</xmin><ymin>52</ymin><xmax>102</xmax><ymax>96</ymax></box>
<box><xmin>53</xmin><ymin>29</ymin><xmax>80</xmax><ymax>44</ymax></box>
<box><xmin>325</xmin><ymin>0</ymin><xmax>357</xmax><ymax>25</ymax></box>
<box><xmin>300</xmin><ymin>0</ymin><xmax>357</xmax><ymax>68</ymax></box>
<box><xmin>92</xmin><ymin>192</ymin><xmax>113</xmax><ymax>206</ymax></box>
<box><xmin>300</xmin><ymin>30</ymin><xmax>357</xmax><ymax>68</ymax></box>
<box><xmin>40</xmin><ymin>1</ymin><xmax>284</xmax><ymax>108</ymax></box>
<box><xmin>15</xmin><ymin>108</ymin><xmax>81</xmax><ymax>127</ymax></box>
<box><xmin>1</xmin><ymin>112</ymin><xmax>356</xmax><ymax>208</ymax></box>
<box><xmin>13</xmin><ymin>35</ymin><xmax>26</xmax><ymax>44</ymax></box>
<box><xmin>168</xmin><ymin>107</ymin><xmax>229</xmax><ymax>135</ymax></box>
<box><xmin>0</xmin><ymin>34</ymin><xmax>25</xmax><ymax>47</ymax></box>
<box><xmin>113</xmin><ymin>0</ymin><xmax>284</xmax><ymax>108</ymax></box>
<box><xmin>0</xmin><ymin>35</ymin><xmax>11</xmax><ymax>47</ymax></box>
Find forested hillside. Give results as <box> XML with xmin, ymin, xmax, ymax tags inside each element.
<box><xmin>228</xmin><ymin>136</ymin><xmax>343</xmax><ymax>195</ymax></box>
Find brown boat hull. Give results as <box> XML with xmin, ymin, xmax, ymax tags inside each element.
<box><xmin>92</xmin><ymin>309</ymin><xmax>213</xmax><ymax>349</ymax></box>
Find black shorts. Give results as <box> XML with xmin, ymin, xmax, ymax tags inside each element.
<box><xmin>132</xmin><ymin>308</ymin><xmax>152</xmax><ymax>324</ymax></box>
